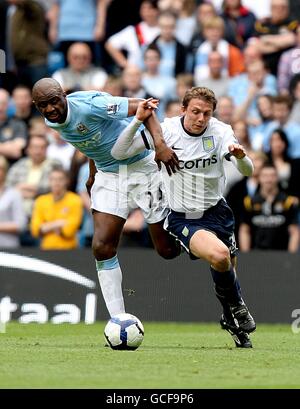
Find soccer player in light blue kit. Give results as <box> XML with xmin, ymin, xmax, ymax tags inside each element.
<box><xmin>32</xmin><ymin>78</ymin><xmax>180</xmax><ymax>319</ymax></box>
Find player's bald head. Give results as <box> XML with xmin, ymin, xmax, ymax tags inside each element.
<box><xmin>32</xmin><ymin>78</ymin><xmax>68</xmax><ymax>123</ymax></box>
<box><xmin>32</xmin><ymin>78</ymin><xmax>64</xmax><ymax>102</ymax></box>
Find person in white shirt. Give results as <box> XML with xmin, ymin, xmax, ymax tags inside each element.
<box><xmin>104</xmin><ymin>0</ymin><xmax>160</xmax><ymax>71</ymax></box>
<box><xmin>52</xmin><ymin>42</ymin><xmax>107</xmax><ymax>93</ymax></box>
<box><xmin>111</xmin><ymin>86</ymin><xmax>256</xmax><ymax>348</ymax></box>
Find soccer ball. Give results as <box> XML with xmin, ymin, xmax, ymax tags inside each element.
<box><xmin>104</xmin><ymin>313</ymin><xmax>144</xmax><ymax>350</ymax></box>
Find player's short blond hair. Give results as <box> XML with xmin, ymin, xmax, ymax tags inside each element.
<box><xmin>182</xmin><ymin>87</ymin><xmax>217</xmax><ymax>111</ymax></box>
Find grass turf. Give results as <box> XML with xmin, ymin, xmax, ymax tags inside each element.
<box><xmin>0</xmin><ymin>322</ymin><xmax>299</xmax><ymax>389</ymax></box>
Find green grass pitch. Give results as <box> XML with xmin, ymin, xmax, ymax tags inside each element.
<box><xmin>1</xmin><ymin>322</ymin><xmax>300</xmax><ymax>389</ymax></box>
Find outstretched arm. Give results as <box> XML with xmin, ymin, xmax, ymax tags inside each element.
<box><xmin>226</xmin><ymin>144</ymin><xmax>254</xmax><ymax>177</ymax></box>
<box><xmin>112</xmin><ymin>99</ymin><xmax>158</xmax><ymax>159</ymax></box>
<box><xmin>117</xmin><ymin>99</ymin><xmax>179</xmax><ymax>175</ymax></box>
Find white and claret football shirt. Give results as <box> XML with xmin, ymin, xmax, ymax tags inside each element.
<box><xmin>46</xmin><ymin>91</ymin><xmax>150</xmax><ymax>172</ymax></box>
<box><xmin>143</xmin><ymin>116</ymin><xmax>238</xmax><ymax>213</ymax></box>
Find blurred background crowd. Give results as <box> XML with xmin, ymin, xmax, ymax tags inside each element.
<box><xmin>0</xmin><ymin>0</ymin><xmax>300</xmax><ymax>252</ymax></box>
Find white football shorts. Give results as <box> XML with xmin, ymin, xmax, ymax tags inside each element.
<box><xmin>90</xmin><ymin>152</ymin><xmax>168</xmax><ymax>224</ymax></box>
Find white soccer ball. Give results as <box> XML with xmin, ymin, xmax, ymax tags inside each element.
<box><xmin>104</xmin><ymin>313</ymin><xmax>144</xmax><ymax>350</ymax></box>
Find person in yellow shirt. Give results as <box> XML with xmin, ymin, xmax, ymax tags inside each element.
<box><xmin>31</xmin><ymin>168</ymin><xmax>83</xmax><ymax>249</ymax></box>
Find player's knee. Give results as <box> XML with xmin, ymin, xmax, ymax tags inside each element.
<box><xmin>211</xmin><ymin>248</ymin><xmax>231</xmax><ymax>271</ymax></box>
<box><xmin>92</xmin><ymin>237</ymin><xmax>116</xmax><ymax>260</ymax></box>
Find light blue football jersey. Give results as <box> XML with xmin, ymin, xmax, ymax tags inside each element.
<box><xmin>45</xmin><ymin>91</ymin><xmax>150</xmax><ymax>172</ymax></box>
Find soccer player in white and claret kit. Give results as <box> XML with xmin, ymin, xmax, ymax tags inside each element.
<box><xmin>112</xmin><ymin>87</ymin><xmax>256</xmax><ymax>348</ymax></box>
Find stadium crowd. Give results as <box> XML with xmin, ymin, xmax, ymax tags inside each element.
<box><xmin>0</xmin><ymin>0</ymin><xmax>300</xmax><ymax>252</ymax></box>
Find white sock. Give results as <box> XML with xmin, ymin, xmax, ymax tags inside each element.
<box><xmin>96</xmin><ymin>255</ymin><xmax>125</xmax><ymax>317</ymax></box>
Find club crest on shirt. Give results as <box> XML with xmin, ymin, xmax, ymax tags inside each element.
<box><xmin>106</xmin><ymin>103</ymin><xmax>119</xmax><ymax>115</ymax></box>
<box><xmin>202</xmin><ymin>136</ymin><xmax>215</xmax><ymax>152</ymax></box>
<box><xmin>76</xmin><ymin>123</ymin><xmax>89</xmax><ymax>135</ymax></box>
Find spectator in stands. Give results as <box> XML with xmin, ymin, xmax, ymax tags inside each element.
<box><xmin>214</xmin><ymin>95</ymin><xmax>235</xmax><ymax>125</ymax></box>
<box><xmin>68</xmin><ymin>150</ymin><xmax>87</xmax><ymax>192</ymax></box>
<box><xmin>232</xmin><ymin>120</ymin><xmax>252</xmax><ymax>152</ymax></box>
<box><xmin>263</xmin><ymin>95</ymin><xmax>300</xmax><ymax>159</ymax></box>
<box><xmin>105</xmin><ymin>0</ymin><xmax>160</xmax><ymax>72</ymax></box>
<box><xmin>188</xmin><ymin>2</ymin><xmax>217</xmax><ymax>60</ymax></box>
<box><xmin>149</xmin><ymin>10</ymin><xmax>187</xmax><ymax>77</ymax></box>
<box><xmin>164</xmin><ymin>99</ymin><xmax>181</xmax><ymax>118</ymax></box>
<box><xmin>193</xmin><ymin>16</ymin><xmax>245</xmax><ymax>83</ymax></box>
<box><xmin>253</xmin><ymin>0</ymin><xmax>298</xmax><ymax>76</ymax></box>
<box><xmin>248</xmin><ymin>94</ymin><xmax>275</xmax><ymax>151</ymax></box>
<box><xmin>277</xmin><ymin>25</ymin><xmax>300</xmax><ymax>94</ymax></box>
<box><xmin>27</xmin><ymin>117</ymin><xmax>49</xmax><ymax>139</ymax></box>
<box><xmin>158</xmin><ymin>0</ymin><xmax>182</xmax><ymax>14</ymax></box>
<box><xmin>228</xmin><ymin>59</ymin><xmax>277</xmax><ymax>124</ymax></box>
<box><xmin>239</xmin><ymin>164</ymin><xmax>299</xmax><ymax>252</ymax></box>
<box><xmin>141</xmin><ymin>44</ymin><xmax>177</xmax><ymax>118</ymax></box>
<box><xmin>289</xmin><ymin>159</ymin><xmax>300</xmax><ymax>203</ymax></box>
<box><xmin>48</xmin><ymin>0</ymin><xmax>108</xmax><ymax>64</ymax></box>
<box><xmin>0</xmin><ymin>1</ymin><xmax>8</xmax><ymax>55</ymax></box>
<box><xmin>76</xmin><ymin>161</ymin><xmax>93</xmax><ymax>247</ymax></box>
<box><xmin>220</xmin><ymin>0</ymin><xmax>256</xmax><ymax>50</ymax></box>
<box><xmin>6</xmin><ymin>134</ymin><xmax>62</xmax><ymax>245</ymax></box>
<box><xmin>266</xmin><ymin>128</ymin><xmax>291</xmax><ymax>192</ymax></box>
<box><xmin>289</xmin><ymin>74</ymin><xmax>300</xmax><ymax>125</ymax></box>
<box><xmin>207</xmin><ymin>0</ymin><xmax>271</xmax><ymax>19</ymax></box>
<box><xmin>121</xmin><ymin>65</ymin><xmax>150</xmax><ymax>99</ymax></box>
<box><xmin>102</xmin><ymin>75</ymin><xmax>123</xmax><ymax>97</ymax></box>
<box><xmin>242</xmin><ymin>0</ymin><xmax>271</xmax><ymax>20</ymax></box>
<box><xmin>11</xmin><ymin>85</ymin><xmax>38</xmax><ymax>126</ymax></box>
<box><xmin>30</xmin><ymin>167</ymin><xmax>83</xmax><ymax>250</ymax></box>
<box><xmin>0</xmin><ymin>88</ymin><xmax>27</xmax><ymax>164</ymax></box>
<box><xmin>198</xmin><ymin>50</ymin><xmax>229</xmax><ymax>98</ymax></box>
<box><xmin>0</xmin><ymin>155</ymin><xmax>26</xmax><ymax>248</ymax></box>
<box><xmin>175</xmin><ymin>73</ymin><xmax>194</xmax><ymax>101</ymax></box>
<box><xmin>170</xmin><ymin>0</ymin><xmax>197</xmax><ymax>47</ymax></box>
<box><xmin>243</xmin><ymin>41</ymin><xmax>264</xmax><ymax>67</ymax></box>
<box><xmin>9</xmin><ymin>0</ymin><xmax>49</xmax><ymax>88</ymax></box>
<box><xmin>46</xmin><ymin>128</ymin><xmax>75</xmax><ymax>171</ymax></box>
<box><xmin>226</xmin><ymin>150</ymin><xmax>268</xmax><ymax>245</ymax></box>
<box><xmin>104</xmin><ymin>0</ymin><xmax>143</xmax><ymax>42</ymax></box>
<box><xmin>52</xmin><ymin>42</ymin><xmax>108</xmax><ymax>93</ymax></box>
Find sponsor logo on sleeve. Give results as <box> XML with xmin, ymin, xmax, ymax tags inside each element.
<box><xmin>106</xmin><ymin>104</ymin><xmax>119</xmax><ymax>115</ymax></box>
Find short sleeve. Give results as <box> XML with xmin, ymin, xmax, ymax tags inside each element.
<box><xmin>107</xmin><ymin>26</ymin><xmax>134</xmax><ymax>50</ymax></box>
<box><xmin>91</xmin><ymin>93</ymin><xmax>129</xmax><ymax>120</ymax></box>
